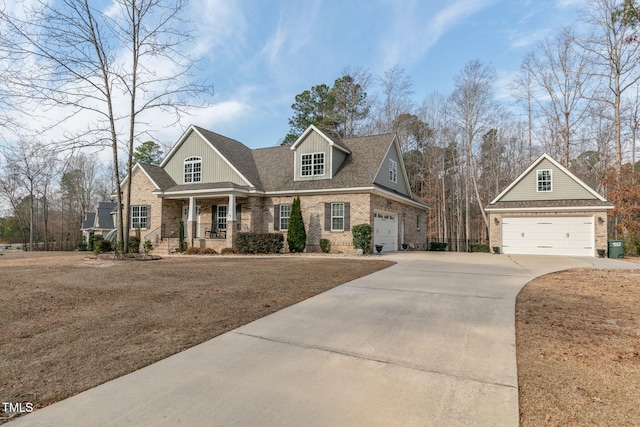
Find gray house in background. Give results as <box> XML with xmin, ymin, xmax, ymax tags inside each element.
<box><xmin>81</xmin><ymin>202</ymin><xmax>117</xmax><ymax>244</ymax></box>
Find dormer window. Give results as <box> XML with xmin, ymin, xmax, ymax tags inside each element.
<box><xmin>184</xmin><ymin>156</ymin><xmax>202</xmax><ymax>183</ymax></box>
<box><xmin>301</xmin><ymin>153</ymin><xmax>324</xmax><ymax>176</ymax></box>
<box><xmin>537</xmin><ymin>169</ymin><xmax>552</xmax><ymax>192</ymax></box>
<box><xmin>389</xmin><ymin>159</ymin><xmax>398</xmax><ymax>183</ymax></box>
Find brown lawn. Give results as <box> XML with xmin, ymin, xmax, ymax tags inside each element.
<box><xmin>0</xmin><ymin>252</ymin><xmax>393</xmax><ymax>423</ymax></box>
<box><xmin>2</xmin><ymin>252</ymin><xmax>639</xmax><ymax>425</ymax></box>
<box><xmin>516</xmin><ymin>264</ymin><xmax>640</xmax><ymax>426</ymax></box>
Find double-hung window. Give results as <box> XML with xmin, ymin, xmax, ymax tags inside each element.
<box><xmin>217</xmin><ymin>205</ymin><xmax>228</xmax><ymax>230</ymax></box>
<box><xmin>301</xmin><ymin>153</ymin><xmax>324</xmax><ymax>176</ymax></box>
<box><xmin>389</xmin><ymin>159</ymin><xmax>398</xmax><ymax>183</ymax></box>
<box><xmin>331</xmin><ymin>203</ymin><xmax>345</xmax><ymax>231</ymax></box>
<box><xmin>131</xmin><ymin>205</ymin><xmax>148</xmax><ymax>229</ymax></box>
<box><xmin>537</xmin><ymin>169</ymin><xmax>552</xmax><ymax>192</ymax></box>
<box><xmin>279</xmin><ymin>204</ymin><xmax>291</xmax><ymax>230</ymax></box>
<box><xmin>184</xmin><ymin>157</ymin><xmax>202</xmax><ymax>183</ymax></box>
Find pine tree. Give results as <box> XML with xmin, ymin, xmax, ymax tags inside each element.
<box><xmin>287</xmin><ymin>196</ymin><xmax>306</xmax><ymax>252</ymax></box>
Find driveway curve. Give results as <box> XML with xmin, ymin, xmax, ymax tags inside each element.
<box><xmin>11</xmin><ymin>253</ymin><xmax>637</xmax><ymax>427</ymax></box>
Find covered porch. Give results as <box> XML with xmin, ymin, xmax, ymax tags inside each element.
<box><xmin>148</xmin><ymin>186</ymin><xmax>256</xmax><ymax>253</ymax></box>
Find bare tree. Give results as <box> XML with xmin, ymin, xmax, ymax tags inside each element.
<box><xmin>582</xmin><ymin>0</ymin><xmax>640</xmax><ymax>169</ymax></box>
<box><xmin>0</xmin><ymin>0</ymin><xmax>214</xmax><ymax>252</ymax></box>
<box><xmin>2</xmin><ymin>140</ymin><xmax>57</xmax><ymax>250</ymax></box>
<box><xmin>522</xmin><ymin>27</ymin><xmax>594</xmax><ymax>167</ymax></box>
<box><xmin>371</xmin><ymin>65</ymin><xmax>415</xmax><ymax>133</ymax></box>
<box><xmin>449</xmin><ymin>59</ymin><xmax>497</xmax><ymax>238</ymax></box>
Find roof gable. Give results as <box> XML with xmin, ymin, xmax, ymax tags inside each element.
<box><xmin>490</xmin><ymin>154</ymin><xmax>607</xmax><ymax>204</ymax></box>
<box><xmin>290</xmin><ymin>125</ymin><xmax>351</xmax><ymax>154</ymax></box>
<box><xmin>372</xmin><ymin>135</ymin><xmax>412</xmax><ymax>197</ymax></box>
<box><xmin>160</xmin><ymin>125</ymin><xmax>259</xmax><ymax>188</ymax></box>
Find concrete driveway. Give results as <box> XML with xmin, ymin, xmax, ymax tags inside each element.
<box><xmin>11</xmin><ymin>253</ymin><xmax>638</xmax><ymax>426</ymax></box>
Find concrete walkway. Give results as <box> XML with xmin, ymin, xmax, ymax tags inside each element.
<box><xmin>11</xmin><ymin>253</ymin><xmax>639</xmax><ymax>426</ymax></box>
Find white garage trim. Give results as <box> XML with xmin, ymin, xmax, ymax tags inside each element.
<box><xmin>374</xmin><ymin>211</ymin><xmax>398</xmax><ymax>252</ymax></box>
<box><xmin>501</xmin><ymin>216</ymin><xmax>594</xmax><ymax>256</ymax></box>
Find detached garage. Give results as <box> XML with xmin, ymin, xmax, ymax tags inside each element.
<box><xmin>486</xmin><ymin>154</ymin><xmax>613</xmax><ymax>257</ymax></box>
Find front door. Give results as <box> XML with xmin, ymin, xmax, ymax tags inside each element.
<box><xmin>182</xmin><ymin>205</ymin><xmax>201</xmax><ymax>238</ymax></box>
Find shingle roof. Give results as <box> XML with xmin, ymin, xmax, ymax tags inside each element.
<box><xmin>193</xmin><ymin>126</ymin><xmax>263</xmax><ymax>189</ymax></box>
<box><xmin>82</xmin><ymin>212</ymin><xmax>96</xmax><ymax>229</ymax></box>
<box><xmin>487</xmin><ymin>199</ymin><xmax>613</xmax><ymax>209</ymax></box>
<box><xmin>139</xmin><ymin>163</ymin><xmax>176</xmax><ymax>191</ymax></box>
<box><xmin>252</xmin><ymin>133</ymin><xmax>395</xmax><ymax>192</ymax></box>
<box><xmin>96</xmin><ymin>202</ymin><xmax>116</xmax><ymax>229</ymax></box>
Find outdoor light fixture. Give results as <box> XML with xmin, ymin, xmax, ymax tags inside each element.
<box><xmin>598</xmin><ymin>216</ymin><xmax>604</xmax><ymax>224</ymax></box>
<box><xmin>494</xmin><ymin>217</ymin><xmax>500</xmax><ymax>225</ymax></box>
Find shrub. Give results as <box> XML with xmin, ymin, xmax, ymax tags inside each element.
<box><xmin>236</xmin><ymin>233</ymin><xmax>284</xmax><ymax>254</ymax></box>
<box><xmin>352</xmin><ymin>224</ymin><xmax>373</xmax><ymax>254</ymax></box>
<box><xmin>471</xmin><ymin>244</ymin><xmax>490</xmax><ymax>253</ymax></box>
<box><xmin>144</xmin><ymin>240</ymin><xmax>153</xmax><ymax>254</ymax></box>
<box><xmin>128</xmin><ymin>236</ymin><xmax>141</xmax><ymax>253</ymax></box>
<box><xmin>319</xmin><ymin>238</ymin><xmax>331</xmax><ymax>253</ymax></box>
<box><xmin>92</xmin><ymin>235</ymin><xmax>104</xmax><ymax>255</ymax></box>
<box><xmin>99</xmin><ymin>239</ymin><xmax>112</xmax><ymax>253</ymax></box>
<box><xmin>183</xmin><ymin>246</ymin><xmax>217</xmax><ymax>255</ymax></box>
<box><xmin>221</xmin><ymin>247</ymin><xmax>237</xmax><ymax>255</ymax></box>
<box><xmin>78</xmin><ymin>241</ymin><xmax>88</xmax><ymax>251</ymax></box>
<box><xmin>287</xmin><ymin>196</ymin><xmax>306</xmax><ymax>252</ymax></box>
<box><xmin>428</xmin><ymin>242</ymin><xmax>447</xmax><ymax>251</ymax></box>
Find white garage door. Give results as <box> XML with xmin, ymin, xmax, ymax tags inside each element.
<box><xmin>374</xmin><ymin>211</ymin><xmax>397</xmax><ymax>252</ymax></box>
<box><xmin>502</xmin><ymin>216</ymin><xmax>594</xmax><ymax>256</ymax></box>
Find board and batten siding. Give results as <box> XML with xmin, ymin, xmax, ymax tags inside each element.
<box><xmin>164</xmin><ymin>130</ymin><xmax>248</xmax><ymax>186</ymax></box>
<box><xmin>500</xmin><ymin>158</ymin><xmax>595</xmax><ymax>202</ymax></box>
<box><xmin>294</xmin><ymin>131</ymin><xmax>332</xmax><ymax>181</ymax></box>
<box><xmin>373</xmin><ymin>143</ymin><xmax>410</xmax><ymax>196</ymax></box>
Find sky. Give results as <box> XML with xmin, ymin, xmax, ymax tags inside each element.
<box><xmin>179</xmin><ymin>0</ymin><xmax>588</xmax><ymax>150</ymax></box>
<box><xmin>2</xmin><ymin>0</ymin><xmax>590</xmax><ymax>158</ymax></box>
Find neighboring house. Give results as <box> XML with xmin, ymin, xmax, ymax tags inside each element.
<box><xmin>485</xmin><ymin>153</ymin><xmax>614</xmax><ymax>257</ymax></box>
<box><xmin>121</xmin><ymin>124</ymin><xmax>428</xmax><ymax>253</ymax></box>
<box><xmin>81</xmin><ymin>202</ymin><xmax>117</xmax><ymax>244</ymax></box>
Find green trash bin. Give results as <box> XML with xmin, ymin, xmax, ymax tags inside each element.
<box><xmin>608</xmin><ymin>240</ymin><xmax>625</xmax><ymax>259</ymax></box>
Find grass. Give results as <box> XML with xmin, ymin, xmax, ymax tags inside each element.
<box><xmin>0</xmin><ymin>252</ymin><xmax>393</xmax><ymax>423</ymax></box>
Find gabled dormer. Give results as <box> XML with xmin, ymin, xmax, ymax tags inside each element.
<box><xmin>290</xmin><ymin>125</ymin><xmax>351</xmax><ymax>181</ymax></box>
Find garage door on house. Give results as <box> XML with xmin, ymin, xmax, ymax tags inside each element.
<box><xmin>374</xmin><ymin>211</ymin><xmax>397</xmax><ymax>252</ymax></box>
<box><xmin>501</xmin><ymin>216</ymin><xmax>594</xmax><ymax>256</ymax></box>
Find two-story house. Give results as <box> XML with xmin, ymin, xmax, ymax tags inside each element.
<box><xmin>121</xmin><ymin>124</ymin><xmax>428</xmax><ymax>253</ymax></box>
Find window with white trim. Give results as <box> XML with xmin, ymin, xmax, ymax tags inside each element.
<box><xmin>279</xmin><ymin>204</ymin><xmax>292</xmax><ymax>230</ymax></box>
<box><xmin>537</xmin><ymin>169</ymin><xmax>552</xmax><ymax>192</ymax></box>
<box><xmin>184</xmin><ymin>156</ymin><xmax>202</xmax><ymax>183</ymax></box>
<box><xmin>389</xmin><ymin>159</ymin><xmax>398</xmax><ymax>183</ymax></box>
<box><xmin>331</xmin><ymin>203</ymin><xmax>344</xmax><ymax>231</ymax></box>
<box><xmin>301</xmin><ymin>152</ymin><xmax>324</xmax><ymax>176</ymax></box>
<box><xmin>217</xmin><ymin>205</ymin><xmax>227</xmax><ymax>230</ymax></box>
<box><xmin>416</xmin><ymin>214</ymin><xmax>421</xmax><ymax>231</ymax></box>
<box><xmin>131</xmin><ymin>205</ymin><xmax>148</xmax><ymax>229</ymax></box>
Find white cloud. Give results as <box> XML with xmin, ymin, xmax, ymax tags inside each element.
<box><xmin>510</xmin><ymin>28</ymin><xmax>551</xmax><ymax>49</ymax></box>
<box><xmin>379</xmin><ymin>0</ymin><xmax>498</xmax><ymax>70</ymax></box>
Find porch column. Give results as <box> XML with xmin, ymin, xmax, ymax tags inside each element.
<box><xmin>226</xmin><ymin>194</ymin><xmax>236</xmax><ymax>246</ymax></box>
<box><xmin>187</xmin><ymin>196</ymin><xmax>197</xmax><ymax>246</ymax></box>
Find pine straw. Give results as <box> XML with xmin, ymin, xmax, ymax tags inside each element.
<box><xmin>516</xmin><ymin>266</ymin><xmax>640</xmax><ymax>426</ymax></box>
<box><xmin>0</xmin><ymin>252</ymin><xmax>393</xmax><ymax>423</ymax></box>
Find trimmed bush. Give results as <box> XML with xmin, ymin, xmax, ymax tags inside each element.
<box><xmin>92</xmin><ymin>235</ymin><xmax>104</xmax><ymax>254</ymax></box>
<box><xmin>78</xmin><ymin>241</ymin><xmax>88</xmax><ymax>251</ymax></box>
<box><xmin>319</xmin><ymin>238</ymin><xmax>331</xmax><ymax>253</ymax></box>
<box><xmin>220</xmin><ymin>247</ymin><xmax>237</xmax><ymax>255</ymax></box>
<box><xmin>471</xmin><ymin>244</ymin><xmax>490</xmax><ymax>253</ymax></box>
<box><xmin>287</xmin><ymin>196</ymin><xmax>306</xmax><ymax>252</ymax></box>
<box><xmin>236</xmin><ymin>233</ymin><xmax>284</xmax><ymax>254</ymax></box>
<box><xmin>99</xmin><ymin>239</ymin><xmax>112</xmax><ymax>253</ymax></box>
<box><xmin>352</xmin><ymin>224</ymin><xmax>373</xmax><ymax>254</ymax></box>
<box><xmin>428</xmin><ymin>242</ymin><xmax>447</xmax><ymax>251</ymax></box>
